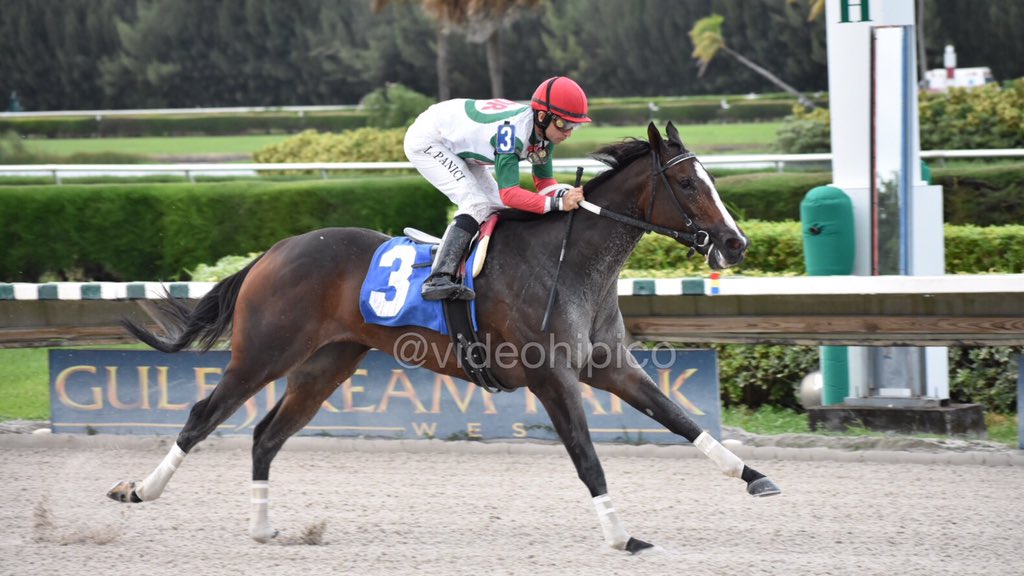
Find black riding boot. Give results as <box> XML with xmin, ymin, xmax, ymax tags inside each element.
<box><xmin>422</xmin><ymin>222</ymin><xmax>477</xmax><ymax>301</ymax></box>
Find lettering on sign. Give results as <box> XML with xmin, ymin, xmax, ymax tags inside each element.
<box><xmin>50</xmin><ymin>349</ymin><xmax>722</xmax><ymax>442</ymax></box>
<box><xmin>839</xmin><ymin>0</ymin><xmax>871</xmax><ymax>23</ymax></box>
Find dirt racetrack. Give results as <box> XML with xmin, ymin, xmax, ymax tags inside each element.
<box><xmin>1</xmin><ymin>433</ymin><xmax>1022</xmax><ymax>576</ymax></box>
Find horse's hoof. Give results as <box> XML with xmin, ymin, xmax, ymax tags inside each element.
<box><xmin>250</xmin><ymin>527</ymin><xmax>279</xmax><ymax>543</ymax></box>
<box><xmin>747</xmin><ymin>477</ymin><xmax>782</xmax><ymax>497</ymax></box>
<box><xmin>107</xmin><ymin>480</ymin><xmax>142</xmax><ymax>503</ymax></box>
<box><xmin>625</xmin><ymin>537</ymin><xmax>654</xmax><ymax>554</ymax></box>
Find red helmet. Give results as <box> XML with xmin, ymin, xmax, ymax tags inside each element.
<box><xmin>530</xmin><ymin>76</ymin><xmax>591</xmax><ymax>123</ymax></box>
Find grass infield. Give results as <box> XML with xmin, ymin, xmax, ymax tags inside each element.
<box><xmin>20</xmin><ymin>122</ymin><xmax>784</xmax><ymax>161</ymax></box>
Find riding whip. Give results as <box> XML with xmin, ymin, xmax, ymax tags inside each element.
<box><xmin>540</xmin><ymin>166</ymin><xmax>584</xmax><ymax>332</ymax></box>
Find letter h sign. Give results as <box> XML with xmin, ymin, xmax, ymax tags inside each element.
<box><xmin>840</xmin><ymin>0</ymin><xmax>871</xmax><ymax>23</ymax></box>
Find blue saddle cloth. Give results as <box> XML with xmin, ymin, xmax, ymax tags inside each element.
<box><xmin>359</xmin><ymin>237</ymin><xmax>479</xmax><ymax>335</ymax></box>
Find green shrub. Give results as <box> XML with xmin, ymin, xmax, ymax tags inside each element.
<box><xmin>708</xmin><ymin>343</ymin><xmax>1019</xmax><ymax>413</ymax></box>
<box><xmin>775</xmin><ymin>105</ymin><xmax>831</xmax><ymax>153</ymax></box>
<box><xmin>360</xmin><ymin>83</ymin><xmax>434</xmax><ymax>129</ymax></box>
<box><xmin>920</xmin><ymin>80</ymin><xmax>1024</xmax><ymax>150</ymax></box>
<box><xmin>948</xmin><ymin>346</ymin><xmax>1021</xmax><ymax>413</ymax></box>
<box><xmin>773</xmin><ymin>80</ymin><xmax>1024</xmax><ymax>153</ymax></box>
<box><xmin>188</xmin><ymin>252</ymin><xmax>262</xmax><ymax>282</ymax></box>
<box><xmin>0</xmin><ymin>131</ymin><xmax>34</xmax><ymax>163</ymax></box>
<box><xmin>715</xmin><ymin>344</ymin><xmax>819</xmax><ymax>410</ymax></box>
<box><xmin>253</xmin><ymin>128</ymin><xmax>407</xmax><ymax>167</ymax></box>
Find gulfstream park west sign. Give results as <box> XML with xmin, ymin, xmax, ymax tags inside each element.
<box><xmin>49</xmin><ymin>349</ymin><xmax>722</xmax><ymax>442</ymax></box>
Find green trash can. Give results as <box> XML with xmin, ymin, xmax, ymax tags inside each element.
<box><xmin>801</xmin><ymin>186</ymin><xmax>855</xmax><ymax>405</ymax></box>
<box><xmin>920</xmin><ymin>160</ymin><xmax>932</xmax><ymax>185</ymax></box>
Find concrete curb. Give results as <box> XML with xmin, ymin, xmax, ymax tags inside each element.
<box><xmin>2</xmin><ymin>432</ymin><xmax>1022</xmax><ymax>467</ymax></box>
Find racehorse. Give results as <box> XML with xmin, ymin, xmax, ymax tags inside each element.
<box><xmin>107</xmin><ymin>122</ymin><xmax>780</xmax><ymax>553</ymax></box>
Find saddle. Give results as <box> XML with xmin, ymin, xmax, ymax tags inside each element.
<box><xmin>404</xmin><ymin>215</ymin><xmax>513</xmax><ymax>393</ymax></box>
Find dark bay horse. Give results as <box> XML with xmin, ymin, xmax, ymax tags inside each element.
<box><xmin>108</xmin><ymin>122</ymin><xmax>780</xmax><ymax>553</ymax></box>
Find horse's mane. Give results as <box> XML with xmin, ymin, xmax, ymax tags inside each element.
<box><xmin>585</xmin><ymin>138</ymin><xmax>651</xmax><ymax>193</ymax></box>
<box><xmin>496</xmin><ymin>138</ymin><xmax>652</xmax><ymax>223</ymax></box>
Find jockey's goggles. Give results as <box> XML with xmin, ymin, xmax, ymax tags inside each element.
<box><xmin>551</xmin><ymin>115</ymin><xmax>581</xmax><ymax>132</ymax></box>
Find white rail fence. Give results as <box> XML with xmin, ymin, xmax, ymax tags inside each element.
<box><xmin>2</xmin><ymin>149</ymin><xmax>1021</xmax><ymax>184</ymax></box>
<box><xmin>0</xmin><ymin>105</ymin><xmax>361</xmax><ymax>119</ymax></box>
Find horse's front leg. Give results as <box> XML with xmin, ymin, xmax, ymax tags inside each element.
<box><xmin>582</xmin><ymin>344</ymin><xmax>781</xmax><ymax>497</ymax></box>
<box><xmin>529</xmin><ymin>376</ymin><xmax>654</xmax><ymax>554</ymax></box>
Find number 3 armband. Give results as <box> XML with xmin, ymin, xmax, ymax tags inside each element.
<box><xmin>495</xmin><ymin>121</ymin><xmax>516</xmax><ymax>155</ymax></box>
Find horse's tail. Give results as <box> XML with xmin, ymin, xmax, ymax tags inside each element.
<box><xmin>122</xmin><ymin>255</ymin><xmax>263</xmax><ymax>353</ymax></box>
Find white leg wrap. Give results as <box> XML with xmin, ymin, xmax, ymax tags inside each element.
<box><xmin>592</xmin><ymin>494</ymin><xmax>631</xmax><ymax>550</ymax></box>
<box><xmin>694</xmin><ymin>431</ymin><xmax>744</xmax><ymax>478</ymax></box>
<box><xmin>135</xmin><ymin>444</ymin><xmax>186</xmax><ymax>501</ymax></box>
<box><xmin>249</xmin><ymin>481</ymin><xmax>275</xmax><ymax>542</ymax></box>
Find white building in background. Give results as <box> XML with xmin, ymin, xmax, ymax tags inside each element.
<box><xmin>923</xmin><ymin>66</ymin><xmax>996</xmax><ymax>92</ymax></box>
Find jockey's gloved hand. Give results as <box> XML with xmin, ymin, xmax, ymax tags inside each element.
<box><xmin>540</xmin><ymin>183</ymin><xmax>584</xmax><ymax>211</ymax></box>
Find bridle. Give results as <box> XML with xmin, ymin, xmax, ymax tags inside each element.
<box><xmin>540</xmin><ymin>148</ymin><xmax>712</xmax><ymax>332</ymax></box>
<box><xmin>578</xmin><ymin>148</ymin><xmax>712</xmax><ymax>253</ymax></box>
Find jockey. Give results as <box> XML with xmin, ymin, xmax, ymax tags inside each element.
<box><xmin>404</xmin><ymin>76</ymin><xmax>591</xmax><ymax>301</ymax></box>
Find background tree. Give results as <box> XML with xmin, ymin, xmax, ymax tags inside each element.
<box><xmin>0</xmin><ymin>0</ymin><xmax>133</xmax><ymax>110</ymax></box>
<box><xmin>1</xmin><ymin>0</ymin><xmax>1020</xmax><ymax>110</ymax></box>
<box><xmin>372</xmin><ymin>0</ymin><xmax>544</xmax><ymax>99</ymax></box>
<box><xmin>542</xmin><ymin>0</ymin><xmax>717</xmax><ymax>97</ymax></box>
<box><xmin>371</xmin><ymin>0</ymin><xmax>459</xmax><ymax>100</ymax></box>
<box><xmin>689</xmin><ymin>13</ymin><xmax>815</xmax><ymax>108</ymax></box>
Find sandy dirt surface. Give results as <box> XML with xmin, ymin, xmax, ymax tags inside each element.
<box><xmin>1</xmin><ymin>434</ymin><xmax>1022</xmax><ymax>576</ymax></box>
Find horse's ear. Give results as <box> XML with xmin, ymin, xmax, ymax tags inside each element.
<box><xmin>666</xmin><ymin>121</ymin><xmax>687</xmax><ymax>151</ymax></box>
<box><xmin>646</xmin><ymin>122</ymin><xmax>665</xmax><ymax>152</ymax></box>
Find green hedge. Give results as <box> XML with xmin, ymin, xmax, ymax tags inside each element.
<box><xmin>589</xmin><ymin>97</ymin><xmax>826</xmax><ymax>126</ymax></box>
<box><xmin>0</xmin><ymin>111</ymin><xmax>370</xmax><ymax>138</ymax></box>
<box><xmin>4</xmin><ymin>165</ymin><xmax>1022</xmax><ymax>281</ymax></box>
<box><xmin>627</xmin><ymin>220</ymin><xmax>1024</xmax><ymax>275</ymax></box>
<box><xmin>1</xmin><ymin>98</ymin><xmax>815</xmax><ymax>137</ymax></box>
<box><xmin>712</xmin><ymin>343</ymin><xmax>1020</xmax><ymax>415</ymax></box>
<box><xmin>716</xmin><ymin>162</ymin><xmax>1024</xmax><ymax>227</ymax></box>
<box><xmin>938</xmin><ymin>163</ymin><xmax>1024</xmax><ymax>227</ymax></box>
<box><xmin>0</xmin><ymin>177</ymin><xmax>447</xmax><ymax>281</ymax></box>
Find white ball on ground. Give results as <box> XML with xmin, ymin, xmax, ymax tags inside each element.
<box><xmin>798</xmin><ymin>371</ymin><xmax>823</xmax><ymax>409</ymax></box>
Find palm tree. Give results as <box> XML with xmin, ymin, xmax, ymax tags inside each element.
<box><xmin>371</xmin><ymin>0</ymin><xmax>457</xmax><ymax>100</ymax></box>
<box><xmin>802</xmin><ymin>0</ymin><xmax>826</xmax><ymax>22</ymax></box>
<box><xmin>689</xmin><ymin>13</ymin><xmax>815</xmax><ymax>109</ymax></box>
<box><xmin>372</xmin><ymin>0</ymin><xmax>543</xmax><ymax>99</ymax></box>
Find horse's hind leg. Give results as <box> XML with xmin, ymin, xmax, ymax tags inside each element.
<box><xmin>248</xmin><ymin>342</ymin><xmax>369</xmax><ymax>542</ymax></box>
<box><xmin>107</xmin><ymin>350</ymin><xmax>302</xmax><ymax>504</ymax></box>
<box><xmin>529</xmin><ymin>378</ymin><xmax>653</xmax><ymax>554</ymax></box>
<box><xmin>583</xmin><ymin>346</ymin><xmax>781</xmax><ymax>497</ymax></box>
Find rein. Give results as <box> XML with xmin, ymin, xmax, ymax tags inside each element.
<box><xmin>579</xmin><ymin>149</ymin><xmax>711</xmax><ymax>251</ymax></box>
<box><xmin>539</xmin><ymin>148</ymin><xmax>711</xmax><ymax>331</ymax></box>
